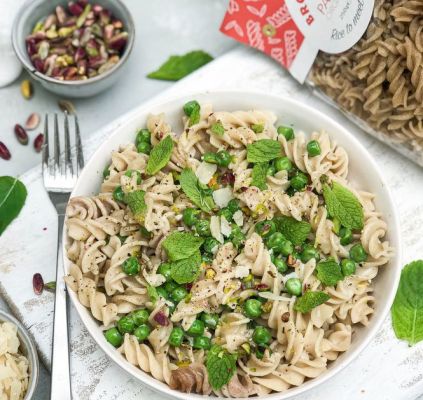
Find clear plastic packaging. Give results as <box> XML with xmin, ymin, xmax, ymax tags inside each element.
<box><xmin>306</xmin><ymin>0</ymin><xmax>423</xmax><ymax>167</ymax></box>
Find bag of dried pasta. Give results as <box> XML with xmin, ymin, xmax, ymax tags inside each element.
<box><xmin>220</xmin><ymin>0</ymin><xmax>423</xmax><ymax>166</ymax></box>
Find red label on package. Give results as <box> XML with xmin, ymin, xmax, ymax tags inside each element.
<box><xmin>220</xmin><ymin>0</ymin><xmax>374</xmax><ymax>83</ymax></box>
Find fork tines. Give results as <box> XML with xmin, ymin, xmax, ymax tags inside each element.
<box><xmin>42</xmin><ymin>112</ymin><xmax>84</xmax><ymax>192</ymax></box>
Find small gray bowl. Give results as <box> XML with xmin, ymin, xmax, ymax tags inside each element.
<box><xmin>12</xmin><ymin>0</ymin><xmax>135</xmax><ymax>97</ymax></box>
<box><xmin>0</xmin><ymin>309</ymin><xmax>39</xmax><ymax>400</ymax></box>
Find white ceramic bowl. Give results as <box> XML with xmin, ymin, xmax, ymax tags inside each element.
<box><xmin>64</xmin><ymin>91</ymin><xmax>401</xmax><ymax>399</ymax></box>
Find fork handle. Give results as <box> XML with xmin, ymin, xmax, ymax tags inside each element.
<box><xmin>50</xmin><ymin>215</ymin><xmax>72</xmax><ymax>400</ymax></box>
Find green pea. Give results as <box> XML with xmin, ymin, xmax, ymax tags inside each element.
<box><xmin>251</xmin><ymin>123</ymin><xmax>264</xmax><ymax>133</ymax></box>
<box><xmin>157</xmin><ymin>263</ymin><xmax>172</xmax><ymax>281</ymax></box>
<box><xmin>215</xmin><ymin>150</ymin><xmax>232</xmax><ymax>167</ymax></box>
<box><xmin>229</xmin><ymin>224</ymin><xmax>246</xmax><ymax>248</ymax></box>
<box><xmin>273</xmin><ymin>257</ymin><xmax>288</xmax><ymax>273</ymax></box>
<box><xmin>134</xmin><ymin>324</ymin><xmax>151</xmax><ymax>342</ymax></box>
<box><xmin>243</xmin><ymin>299</ymin><xmax>262</xmax><ymax>319</ymax></box>
<box><xmin>121</xmin><ymin>256</ymin><xmax>140</xmax><ymax>276</ymax></box>
<box><xmin>341</xmin><ymin>259</ymin><xmax>356</xmax><ymax>276</ymax></box>
<box><xmin>277</xmin><ymin>126</ymin><xmax>295</xmax><ymax>140</ymax></box>
<box><xmin>339</xmin><ymin>227</ymin><xmax>353</xmax><ymax>245</ymax></box>
<box><xmin>183</xmin><ymin>100</ymin><xmax>200</xmax><ymax>117</ymax></box>
<box><xmin>117</xmin><ymin>315</ymin><xmax>135</xmax><ymax>334</ymax></box>
<box><xmin>169</xmin><ymin>327</ymin><xmax>184</xmax><ymax>347</ymax></box>
<box><xmin>137</xmin><ymin>141</ymin><xmax>151</xmax><ymax>154</ymax></box>
<box><xmin>307</xmin><ymin>140</ymin><xmax>321</xmax><ymax>157</ymax></box>
<box><xmin>125</xmin><ymin>169</ymin><xmax>142</xmax><ymax>184</ymax></box>
<box><xmin>164</xmin><ymin>280</ymin><xmax>179</xmax><ymax>293</ymax></box>
<box><xmin>104</xmin><ymin>327</ymin><xmax>123</xmax><ymax>347</ymax></box>
<box><xmin>227</xmin><ymin>199</ymin><xmax>240</xmax><ymax>214</ymax></box>
<box><xmin>195</xmin><ymin>219</ymin><xmax>210</xmax><ymax>237</ymax></box>
<box><xmin>300</xmin><ymin>244</ymin><xmax>320</xmax><ymax>263</ymax></box>
<box><xmin>274</xmin><ymin>157</ymin><xmax>292</xmax><ymax>172</ymax></box>
<box><xmin>266</xmin><ymin>164</ymin><xmax>276</xmax><ymax>176</ymax></box>
<box><xmin>350</xmin><ymin>243</ymin><xmax>367</xmax><ymax>263</ymax></box>
<box><xmin>131</xmin><ymin>309</ymin><xmax>149</xmax><ymax>326</ymax></box>
<box><xmin>136</xmin><ymin>128</ymin><xmax>151</xmax><ymax>145</ymax></box>
<box><xmin>113</xmin><ymin>185</ymin><xmax>125</xmax><ymax>202</ymax></box>
<box><xmin>103</xmin><ymin>166</ymin><xmax>110</xmax><ymax>179</ymax></box>
<box><xmin>278</xmin><ymin>240</ymin><xmax>294</xmax><ymax>256</ymax></box>
<box><xmin>255</xmin><ymin>220</ymin><xmax>276</xmax><ymax>239</ymax></box>
<box><xmin>156</xmin><ymin>286</ymin><xmax>169</xmax><ymax>299</ymax></box>
<box><xmin>193</xmin><ymin>336</ymin><xmax>211</xmax><ymax>350</ymax></box>
<box><xmin>170</xmin><ymin>286</ymin><xmax>188</xmax><ymax>303</ymax></box>
<box><xmin>200</xmin><ymin>313</ymin><xmax>219</xmax><ymax>329</ymax></box>
<box><xmin>203</xmin><ymin>237</ymin><xmax>220</xmax><ymax>254</ymax></box>
<box><xmin>182</xmin><ymin>208</ymin><xmax>200</xmax><ymax>227</ymax></box>
<box><xmin>203</xmin><ymin>152</ymin><xmax>217</xmax><ymax>164</ymax></box>
<box><xmin>218</xmin><ymin>207</ymin><xmax>233</xmax><ymax>222</ymax></box>
<box><xmin>255</xmin><ymin>347</ymin><xmax>265</xmax><ymax>359</ymax></box>
<box><xmin>252</xmin><ymin>326</ymin><xmax>272</xmax><ymax>345</ymax></box>
<box><xmin>285</xmin><ymin>278</ymin><xmax>302</xmax><ymax>296</ymax></box>
<box><xmin>290</xmin><ymin>172</ymin><xmax>308</xmax><ymax>191</ymax></box>
<box><xmin>186</xmin><ymin>319</ymin><xmax>205</xmax><ymax>337</ymax></box>
<box><xmin>267</xmin><ymin>232</ymin><xmax>285</xmax><ymax>251</ymax></box>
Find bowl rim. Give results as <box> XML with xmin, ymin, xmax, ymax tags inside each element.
<box><xmin>11</xmin><ymin>0</ymin><xmax>135</xmax><ymax>86</ymax></box>
<box><xmin>63</xmin><ymin>89</ymin><xmax>402</xmax><ymax>399</ymax></box>
<box><xmin>0</xmin><ymin>308</ymin><xmax>40</xmax><ymax>400</ymax></box>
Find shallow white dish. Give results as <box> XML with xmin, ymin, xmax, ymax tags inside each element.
<box><xmin>63</xmin><ymin>90</ymin><xmax>401</xmax><ymax>399</ymax></box>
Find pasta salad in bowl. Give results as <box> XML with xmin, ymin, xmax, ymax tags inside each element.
<box><xmin>63</xmin><ymin>92</ymin><xmax>400</xmax><ymax>399</ymax></box>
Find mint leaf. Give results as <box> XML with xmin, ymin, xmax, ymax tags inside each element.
<box><xmin>124</xmin><ymin>190</ymin><xmax>147</xmax><ymax>223</ymax></box>
<box><xmin>147</xmin><ymin>285</ymin><xmax>158</xmax><ymax>304</ymax></box>
<box><xmin>391</xmin><ymin>260</ymin><xmax>423</xmax><ymax>345</ymax></box>
<box><xmin>294</xmin><ymin>291</ymin><xmax>330</xmax><ymax>313</ymax></box>
<box><xmin>206</xmin><ymin>345</ymin><xmax>237</xmax><ymax>390</ymax></box>
<box><xmin>211</xmin><ymin>122</ymin><xmax>225</xmax><ymax>136</ymax></box>
<box><xmin>251</xmin><ymin>163</ymin><xmax>268</xmax><ymax>190</ymax></box>
<box><xmin>323</xmin><ymin>182</ymin><xmax>364</xmax><ymax>230</ymax></box>
<box><xmin>146</xmin><ymin>135</ymin><xmax>174</xmax><ymax>175</ymax></box>
<box><xmin>247</xmin><ymin>139</ymin><xmax>282</xmax><ymax>163</ymax></box>
<box><xmin>273</xmin><ymin>216</ymin><xmax>311</xmax><ymax>245</ymax></box>
<box><xmin>162</xmin><ymin>231</ymin><xmax>204</xmax><ymax>261</ymax></box>
<box><xmin>0</xmin><ymin>176</ymin><xmax>27</xmax><ymax>235</ymax></box>
<box><xmin>180</xmin><ymin>168</ymin><xmax>215</xmax><ymax>212</ymax></box>
<box><xmin>316</xmin><ymin>259</ymin><xmax>343</xmax><ymax>286</ymax></box>
<box><xmin>170</xmin><ymin>250</ymin><xmax>202</xmax><ymax>284</ymax></box>
<box><xmin>147</xmin><ymin>51</ymin><xmax>213</xmax><ymax>81</ymax></box>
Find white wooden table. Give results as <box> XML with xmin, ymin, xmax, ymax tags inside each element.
<box><xmin>1</xmin><ymin>47</ymin><xmax>423</xmax><ymax>400</ymax></box>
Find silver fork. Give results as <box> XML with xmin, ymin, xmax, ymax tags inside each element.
<box><xmin>42</xmin><ymin>112</ymin><xmax>84</xmax><ymax>400</ymax></box>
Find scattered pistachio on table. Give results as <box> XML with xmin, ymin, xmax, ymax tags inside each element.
<box><xmin>25</xmin><ymin>1</ymin><xmax>128</xmax><ymax>81</ymax></box>
<box><xmin>0</xmin><ymin>142</ymin><xmax>11</xmax><ymax>160</ymax></box>
<box><xmin>20</xmin><ymin>80</ymin><xmax>33</xmax><ymax>99</ymax></box>
<box><xmin>25</xmin><ymin>113</ymin><xmax>41</xmax><ymax>130</ymax></box>
<box><xmin>14</xmin><ymin>124</ymin><xmax>29</xmax><ymax>145</ymax></box>
<box><xmin>34</xmin><ymin>134</ymin><xmax>44</xmax><ymax>153</ymax></box>
<box><xmin>44</xmin><ymin>281</ymin><xmax>56</xmax><ymax>293</ymax></box>
<box><xmin>33</xmin><ymin>273</ymin><xmax>44</xmax><ymax>295</ymax></box>
<box><xmin>58</xmin><ymin>99</ymin><xmax>76</xmax><ymax>114</ymax></box>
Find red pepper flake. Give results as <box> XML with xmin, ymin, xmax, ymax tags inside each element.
<box><xmin>220</xmin><ymin>171</ymin><xmax>235</xmax><ymax>186</ymax></box>
<box><xmin>240</xmin><ymin>186</ymin><xmax>248</xmax><ymax>192</ymax></box>
<box><xmin>281</xmin><ymin>312</ymin><xmax>290</xmax><ymax>322</ymax></box>
<box><xmin>153</xmin><ymin>311</ymin><xmax>169</xmax><ymax>326</ymax></box>
<box><xmin>185</xmin><ymin>283</ymin><xmax>193</xmax><ymax>292</ymax></box>
<box><xmin>255</xmin><ymin>283</ymin><xmax>269</xmax><ymax>292</ymax></box>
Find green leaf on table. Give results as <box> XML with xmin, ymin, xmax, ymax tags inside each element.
<box><xmin>251</xmin><ymin>163</ymin><xmax>268</xmax><ymax>190</ymax></box>
<box><xmin>294</xmin><ymin>291</ymin><xmax>330</xmax><ymax>313</ymax></box>
<box><xmin>206</xmin><ymin>345</ymin><xmax>237</xmax><ymax>390</ymax></box>
<box><xmin>147</xmin><ymin>50</ymin><xmax>213</xmax><ymax>81</ymax></box>
<box><xmin>124</xmin><ymin>190</ymin><xmax>147</xmax><ymax>223</ymax></box>
<box><xmin>247</xmin><ymin>139</ymin><xmax>282</xmax><ymax>163</ymax></box>
<box><xmin>146</xmin><ymin>135</ymin><xmax>174</xmax><ymax>175</ymax></box>
<box><xmin>180</xmin><ymin>168</ymin><xmax>215</xmax><ymax>212</ymax></box>
<box><xmin>316</xmin><ymin>259</ymin><xmax>343</xmax><ymax>286</ymax></box>
<box><xmin>391</xmin><ymin>260</ymin><xmax>423</xmax><ymax>346</ymax></box>
<box><xmin>0</xmin><ymin>176</ymin><xmax>27</xmax><ymax>236</ymax></box>
<box><xmin>322</xmin><ymin>182</ymin><xmax>364</xmax><ymax>230</ymax></box>
<box><xmin>170</xmin><ymin>250</ymin><xmax>202</xmax><ymax>284</ymax></box>
<box><xmin>273</xmin><ymin>216</ymin><xmax>311</xmax><ymax>245</ymax></box>
<box><xmin>162</xmin><ymin>231</ymin><xmax>204</xmax><ymax>261</ymax></box>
